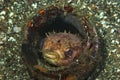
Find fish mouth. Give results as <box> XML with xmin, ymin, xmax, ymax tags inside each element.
<box><xmin>42</xmin><ymin>51</ymin><xmax>60</xmax><ymax>64</ymax></box>
<box><xmin>43</xmin><ymin>52</ymin><xmax>57</xmax><ymax>59</ymax></box>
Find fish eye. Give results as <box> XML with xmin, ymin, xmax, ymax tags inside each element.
<box><xmin>64</xmin><ymin>49</ymin><xmax>73</xmax><ymax>57</ymax></box>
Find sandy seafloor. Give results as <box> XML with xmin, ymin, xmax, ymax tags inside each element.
<box><xmin>0</xmin><ymin>0</ymin><xmax>120</xmax><ymax>80</ymax></box>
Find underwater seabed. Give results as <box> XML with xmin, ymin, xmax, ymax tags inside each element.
<box><xmin>0</xmin><ymin>0</ymin><xmax>120</xmax><ymax>80</ymax></box>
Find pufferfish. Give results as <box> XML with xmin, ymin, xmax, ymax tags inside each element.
<box><xmin>41</xmin><ymin>32</ymin><xmax>83</xmax><ymax>66</ymax></box>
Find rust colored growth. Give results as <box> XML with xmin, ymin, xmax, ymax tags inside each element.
<box><xmin>34</xmin><ymin>65</ymin><xmax>48</xmax><ymax>73</ymax></box>
<box><xmin>27</xmin><ymin>21</ymin><xmax>32</xmax><ymax>27</ymax></box>
<box><xmin>39</xmin><ymin>9</ymin><xmax>45</xmax><ymax>15</ymax></box>
<box><xmin>64</xmin><ymin>5</ymin><xmax>73</xmax><ymax>13</ymax></box>
<box><xmin>64</xmin><ymin>74</ymin><xmax>77</xmax><ymax>80</ymax></box>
